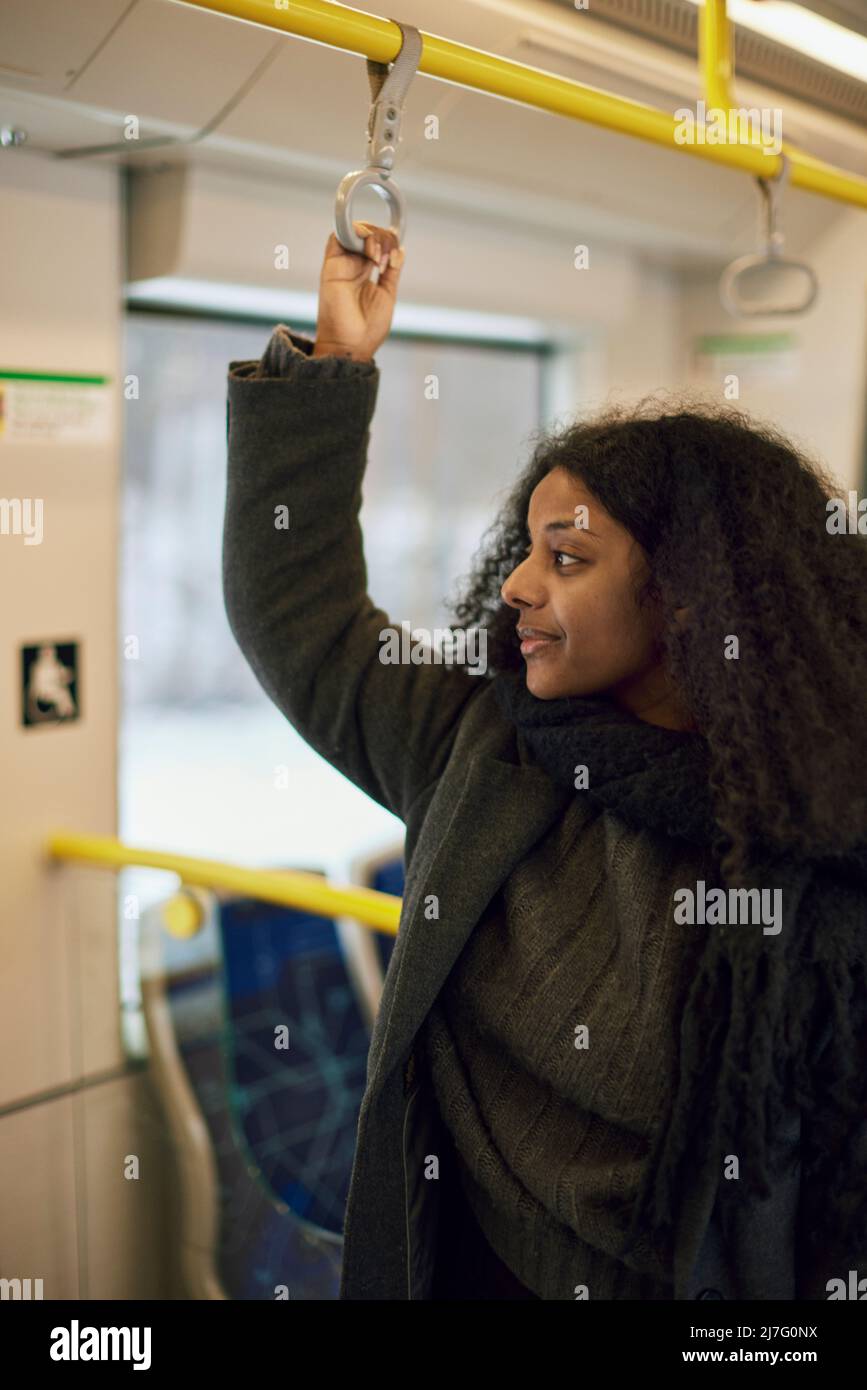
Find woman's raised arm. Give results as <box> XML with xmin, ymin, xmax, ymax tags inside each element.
<box><xmin>222</xmin><ymin>225</ymin><xmax>485</xmax><ymax>822</ymax></box>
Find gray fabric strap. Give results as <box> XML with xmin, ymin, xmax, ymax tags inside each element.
<box><xmin>366</xmin><ymin>21</ymin><xmax>423</xmax><ymax>111</ymax></box>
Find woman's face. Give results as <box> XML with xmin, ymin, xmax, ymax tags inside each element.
<box><xmin>500</xmin><ymin>467</ymin><xmax>692</xmax><ymax>730</ymax></box>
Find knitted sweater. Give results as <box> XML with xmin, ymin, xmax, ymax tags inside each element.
<box><xmin>423</xmin><ymin>795</ymin><xmax>721</xmax><ymax>1300</ymax></box>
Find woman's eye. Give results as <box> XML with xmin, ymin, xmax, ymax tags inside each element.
<box><xmin>521</xmin><ymin>545</ymin><xmax>585</xmax><ymax>568</ymax></box>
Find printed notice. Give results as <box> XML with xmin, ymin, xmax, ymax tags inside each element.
<box><xmin>0</xmin><ymin>370</ymin><xmax>111</xmax><ymax>444</ymax></box>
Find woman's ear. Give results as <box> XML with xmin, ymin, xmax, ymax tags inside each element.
<box><xmin>673</xmin><ymin>605</ymin><xmax>691</xmax><ymax>628</ymax></box>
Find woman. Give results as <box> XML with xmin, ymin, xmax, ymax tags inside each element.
<box><xmin>223</xmin><ymin>222</ymin><xmax>867</xmax><ymax>1301</ymax></box>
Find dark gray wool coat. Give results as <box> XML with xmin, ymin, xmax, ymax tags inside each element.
<box><xmin>223</xmin><ymin>327</ymin><xmax>867</xmax><ymax>1302</ymax></box>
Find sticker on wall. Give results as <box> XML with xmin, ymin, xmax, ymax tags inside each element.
<box><xmin>692</xmin><ymin>332</ymin><xmax>800</xmax><ymax>384</ymax></box>
<box><xmin>21</xmin><ymin>641</ymin><xmax>80</xmax><ymax>727</ymax></box>
<box><xmin>0</xmin><ymin>371</ymin><xmax>111</xmax><ymax>444</ymax></box>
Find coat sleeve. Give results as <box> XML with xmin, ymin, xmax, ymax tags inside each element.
<box><xmin>222</xmin><ymin>324</ymin><xmax>485</xmax><ymax>822</ymax></box>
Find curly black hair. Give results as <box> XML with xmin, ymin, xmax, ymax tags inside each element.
<box><xmin>441</xmin><ymin>394</ymin><xmax>867</xmax><ymax>1276</ymax></box>
<box><xmin>446</xmin><ymin>392</ymin><xmax>867</xmax><ymax>889</ymax></box>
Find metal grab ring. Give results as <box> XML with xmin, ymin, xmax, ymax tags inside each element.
<box><xmin>719</xmin><ymin>253</ymin><xmax>819</xmax><ymax>317</ymax></box>
<box><xmin>335</xmin><ymin>168</ymin><xmax>405</xmax><ymax>255</ymax></box>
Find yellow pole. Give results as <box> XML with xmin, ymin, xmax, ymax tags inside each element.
<box><xmin>178</xmin><ymin>0</ymin><xmax>867</xmax><ymax>209</ymax></box>
<box><xmin>46</xmin><ymin>831</ymin><xmax>401</xmax><ymax>935</ymax></box>
<box><xmin>701</xmin><ymin>0</ymin><xmax>845</xmax><ymax>192</ymax></box>
<box><xmin>701</xmin><ymin>0</ymin><xmax>735</xmax><ymax>117</ymax></box>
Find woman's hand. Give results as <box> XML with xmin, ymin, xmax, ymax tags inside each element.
<box><xmin>313</xmin><ymin>222</ymin><xmax>405</xmax><ymax>364</ymax></box>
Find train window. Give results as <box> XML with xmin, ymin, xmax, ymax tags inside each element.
<box><xmin>119</xmin><ymin>310</ymin><xmax>548</xmax><ymax>937</ymax></box>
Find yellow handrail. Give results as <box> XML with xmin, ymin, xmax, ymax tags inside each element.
<box><xmin>46</xmin><ymin>832</ymin><xmax>402</xmax><ymax>935</ymax></box>
<box><xmin>179</xmin><ymin>0</ymin><xmax>867</xmax><ymax>209</ymax></box>
<box><xmin>700</xmin><ymin>0</ymin><xmax>841</xmax><ymax>183</ymax></box>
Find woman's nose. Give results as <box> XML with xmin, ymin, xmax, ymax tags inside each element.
<box><xmin>500</xmin><ymin>566</ymin><xmax>520</xmax><ymax>607</ymax></box>
<box><xmin>501</xmin><ymin>558</ymin><xmax>538</xmax><ymax>607</ymax></box>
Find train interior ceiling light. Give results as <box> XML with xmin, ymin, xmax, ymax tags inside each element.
<box><xmin>567</xmin><ymin>0</ymin><xmax>867</xmax><ymax>83</ymax></box>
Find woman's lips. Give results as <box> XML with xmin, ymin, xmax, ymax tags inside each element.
<box><xmin>520</xmin><ymin>636</ymin><xmax>561</xmax><ymax>656</ymax></box>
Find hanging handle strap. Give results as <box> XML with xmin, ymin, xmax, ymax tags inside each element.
<box><xmin>334</xmin><ymin>22</ymin><xmax>422</xmax><ymax>255</ymax></box>
<box><xmin>756</xmin><ymin>151</ymin><xmax>790</xmax><ymax>259</ymax></box>
<box><xmin>364</xmin><ymin>24</ymin><xmax>423</xmax><ymax>172</ymax></box>
<box><xmin>719</xmin><ymin>153</ymin><xmax>819</xmax><ymax>317</ymax></box>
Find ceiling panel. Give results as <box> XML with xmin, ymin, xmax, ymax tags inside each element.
<box><xmin>0</xmin><ymin>83</ymin><xmax>146</xmax><ymax>152</ymax></box>
<box><xmin>214</xmin><ymin>37</ymin><xmax>369</xmax><ymax>166</ymax></box>
<box><xmin>66</xmin><ymin>0</ymin><xmax>277</xmax><ymax>132</ymax></box>
<box><xmin>0</xmin><ymin>0</ymin><xmax>131</xmax><ymax>91</ymax></box>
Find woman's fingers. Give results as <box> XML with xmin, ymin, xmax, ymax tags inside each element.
<box><xmin>325</xmin><ymin>222</ymin><xmax>401</xmax><ymax>267</ymax></box>
<box><xmin>353</xmin><ymin>221</ymin><xmax>401</xmax><ymax>264</ymax></box>
<box><xmin>353</xmin><ymin>223</ymin><xmax>404</xmax><ymax>297</ymax></box>
<box><xmin>377</xmin><ymin>244</ymin><xmax>406</xmax><ymax>293</ymax></box>
<box><xmin>324</xmin><ymin>231</ymin><xmax>351</xmax><ymax>260</ymax></box>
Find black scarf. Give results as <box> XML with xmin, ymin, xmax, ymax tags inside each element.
<box><xmin>493</xmin><ymin>667</ymin><xmax>867</xmax><ymax>877</ymax></box>
<box><xmin>491</xmin><ymin>665</ymin><xmax>867</xmax><ymax>1278</ymax></box>
<box><xmin>493</xmin><ymin>668</ymin><xmax>717</xmax><ymax>850</ymax></box>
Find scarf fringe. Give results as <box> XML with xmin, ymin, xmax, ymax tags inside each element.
<box><xmin>616</xmin><ymin>889</ymin><xmax>866</xmax><ymax>1283</ymax></box>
